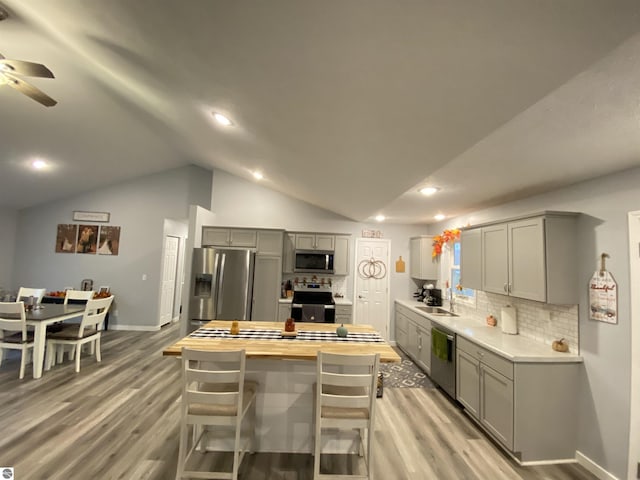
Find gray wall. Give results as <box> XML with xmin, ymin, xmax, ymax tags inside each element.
<box><xmin>432</xmin><ymin>166</ymin><xmax>640</xmax><ymax>480</ymax></box>
<box><xmin>0</xmin><ymin>207</ymin><xmax>18</xmax><ymax>293</ymax></box>
<box><xmin>13</xmin><ymin>165</ymin><xmax>211</xmax><ymax>329</ymax></box>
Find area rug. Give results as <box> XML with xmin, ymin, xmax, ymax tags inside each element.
<box><xmin>379</xmin><ymin>347</ymin><xmax>435</xmax><ymax>388</ymax></box>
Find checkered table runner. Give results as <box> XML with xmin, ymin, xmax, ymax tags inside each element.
<box><xmin>189</xmin><ymin>327</ymin><xmax>384</xmax><ymax>343</ymax></box>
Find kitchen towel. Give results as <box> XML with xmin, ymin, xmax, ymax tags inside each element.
<box><xmin>501</xmin><ymin>305</ymin><xmax>518</xmax><ymax>334</ymax></box>
<box><xmin>431</xmin><ymin>329</ymin><xmax>449</xmax><ymax>361</ymax></box>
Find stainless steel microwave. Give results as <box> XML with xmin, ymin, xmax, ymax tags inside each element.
<box><xmin>294</xmin><ymin>250</ymin><xmax>335</xmax><ymax>274</ymax></box>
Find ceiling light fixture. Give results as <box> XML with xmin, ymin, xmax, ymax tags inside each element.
<box><xmin>252</xmin><ymin>171</ymin><xmax>263</xmax><ymax>180</ymax></box>
<box><xmin>375</xmin><ymin>215</ymin><xmax>385</xmax><ymax>222</ymax></box>
<box><xmin>213</xmin><ymin>112</ymin><xmax>233</xmax><ymax>126</ymax></box>
<box><xmin>434</xmin><ymin>213</ymin><xmax>446</xmax><ymax>221</ymax></box>
<box><xmin>419</xmin><ymin>186</ymin><xmax>439</xmax><ymax>196</ymax></box>
<box><xmin>32</xmin><ymin>159</ymin><xmax>47</xmax><ymax>170</ymax></box>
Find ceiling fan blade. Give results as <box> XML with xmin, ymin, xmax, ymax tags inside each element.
<box><xmin>0</xmin><ymin>59</ymin><xmax>54</xmax><ymax>78</ymax></box>
<box><xmin>3</xmin><ymin>72</ymin><xmax>57</xmax><ymax>107</ymax></box>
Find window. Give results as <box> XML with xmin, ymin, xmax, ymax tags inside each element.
<box><xmin>450</xmin><ymin>241</ymin><xmax>476</xmax><ymax>305</ymax></box>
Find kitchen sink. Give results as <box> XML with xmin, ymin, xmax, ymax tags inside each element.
<box><xmin>415</xmin><ymin>306</ymin><xmax>458</xmax><ymax>317</ymax></box>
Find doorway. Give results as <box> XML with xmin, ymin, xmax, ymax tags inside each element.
<box><xmin>353</xmin><ymin>238</ymin><xmax>391</xmax><ymax>340</ymax></box>
<box><xmin>628</xmin><ymin>211</ymin><xmax>640</xmax><ymax>478</ymax></box>
<box><xmin>160</xmin><ymin>235</ymin><xmax>180</xmax><ymax>326</ymax></box>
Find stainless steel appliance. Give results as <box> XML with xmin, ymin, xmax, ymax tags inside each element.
<box><xmin>294</xmin><ymin>250</ymin><xmax>335</xmax><ymax>274</ymax></box>
<box><xmin>291</xmin><ymin>284</ymin><xmax>336</xmax><ymax>323</ymax></box>
<box><xmin>430</xmin><ymin>324</ymin><xmax>456</xmax><ymax>399</ymax></box>
<box><xmin>189</xmin><ymin>247</ymin><xmax>255</xmax><ymax>328</ymax></box>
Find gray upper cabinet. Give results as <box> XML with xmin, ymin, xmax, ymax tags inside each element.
<box><xmin>333</xmin><ymin>235</ymin><xmax>350</xmax><ymax>275</ymax></box>
<box><xmin>202</xmin><ymin>228</ymin><xmax>257</xmax><ymax>248</ymax></box>
<box><xmin>460</xmin><ymin>228</ymin><xmax>482</xmax><ymax>290</ymax></box>
<box><xmin>282</xmin><ymin>233</ymin><xmax>295</xmax><ymax>274</ymax></box>
<box><xmin>410</xmin><ymin>236</ymin><xmax>439</xmax><ymax>280</ymax></box>
<box><xmin>467</xmin><ymin>212</ymin><xmax>578</xmax><ymax>304</ymax></box>
<box><xmin>256</xmin><ymin>230</ymin><xmax>284</xmax><ymax>256</ymax></box>
<box><xmin>295</xmin><ymin>233</ymin><xmax>334</xmax><ymax>250</ymax></box>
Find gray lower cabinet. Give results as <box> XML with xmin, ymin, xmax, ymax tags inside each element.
<box><xmin>278</xmin><ymin>302</ymin><xmax>291</xmax><ymax>322</ymax></box>
<box><xmin>456</xmin><ymin>336</ymin><xmax>580</xmax><ymax>463</ymax></box>
<box><xmin>394</xmin><ymin>303</ymin><xmax>431</xmax><ymax>374</ymax></box>
<box><xmin>335</xmin><ymin>304</ymin><xmax>352</xmax><ymax>324</ymax></box>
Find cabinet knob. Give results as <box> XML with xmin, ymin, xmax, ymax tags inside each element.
<box><xmin>503</xmin><ymin>283</ymin><xmax>508</xmax><ymax>293</ymax></box>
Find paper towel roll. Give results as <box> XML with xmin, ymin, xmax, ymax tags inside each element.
<box><xmin>501</xmin><ymin>305</ymin><xmax>518</xmax><ymax>335</ymax></box>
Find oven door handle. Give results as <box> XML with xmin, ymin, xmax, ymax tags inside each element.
<box><xmin>292</xmin><ymin>303</ymin><xmax>303</xmax><ymax>308</ymax></box>
<box><xmin>325</xmin><ymin>305</ymin><xmax>335</xmax><ymax>310</ymax></box>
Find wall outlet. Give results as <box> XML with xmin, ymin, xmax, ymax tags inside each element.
<box><xmin>142</xmin><ymin>274</ymin><xmax>147</xmax><ymax>281</ymax></box>
<box><xmin>113</xmin><ymin>309</ymin><xmax>118</xmax><ymax>316</ymax></box>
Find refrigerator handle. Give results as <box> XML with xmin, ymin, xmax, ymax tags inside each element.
<box><xmin>216</xmin><ymin>253</ymin><xmax>226</xmax><ymax>316</ymax></box>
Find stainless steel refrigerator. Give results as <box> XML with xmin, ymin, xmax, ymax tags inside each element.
<box><xmin>189</xmin><ymin>247</ymin><xmax>255</xmax><ymax>329</ymax></box>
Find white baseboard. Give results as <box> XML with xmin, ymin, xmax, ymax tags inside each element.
<box><xmin>576</xmin><ymin>451</ymin><xmax>619</xmax><ymax>480</ymax></box>
<box><xmin>108</xmin><ymin>324</ymin><xmax>160</xmax><ymax>332</ymax></box>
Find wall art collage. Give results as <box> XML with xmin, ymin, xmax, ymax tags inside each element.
<box><xmin>55</xmin><ymin>224</ymin><xmax>121</xmax><ymax>255</ymax></box>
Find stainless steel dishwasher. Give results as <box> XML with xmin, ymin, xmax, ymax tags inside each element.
<box><xmin>430</xmin><ymin>324</ymin><xmax>456</xmax><ymax>399</ymax></box>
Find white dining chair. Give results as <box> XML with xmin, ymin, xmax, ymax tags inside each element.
<box><xmin>45</xmin><ymin>296</ymin><xmax>114</xmax><ymax>373</ymax></box>
<box><xmin>0</xmin><ymin>301</ymin><xmax>35</xmax><ymax>379</ymax></box>
<box><xmin>16</xmin><ymin>287</ymin><xmax>46</xmax><ymax>304</ymax></box>
<box><xmin>176</xmin><ymin>348</ymin><xmax>258</xmax><ymax>480</ymax></box>
<box><xmin>314</xmin><ymin>351</ymin><xmax>380</xmax><ymax>480</ymax></box>
<box><xmin>63</xmin><ymin>289</ymin><xmax>94</xmax><ymax>304</ymax></box>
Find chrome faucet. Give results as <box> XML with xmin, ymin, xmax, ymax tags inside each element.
<box><xmin>449</xmin><ymin>289</ymin><xmax>455</xmax><ymax>313</ymax></box>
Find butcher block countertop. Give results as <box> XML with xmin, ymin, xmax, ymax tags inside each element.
<box><xmin>163</xmin><ymin>320</ymin><xmax>401</xmax><ymax>363</ymax></box>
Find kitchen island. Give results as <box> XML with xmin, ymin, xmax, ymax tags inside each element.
<box><xmin>164</xmin><ymin>320</ymin><xmax>399</xmax><ymax>453</ymax></box>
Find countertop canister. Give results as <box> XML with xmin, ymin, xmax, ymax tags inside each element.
<box><xmin>501</xmin><ymin>305</ymin><xmax>518</xmax><ymax>335</ymax></box>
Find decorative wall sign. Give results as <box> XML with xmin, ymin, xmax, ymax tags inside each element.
<box><xmin>73</xmin><ymin>210</ymin><xmax>110</xmax><ymax>222</ymax></box>
<box><xmin>362</xmin><ymin>229</ymin><xmax>383</xmax><ymax>238</ymax></box>
<box><xmin>76</xmin><ymin>224</ymin><xmax>98</xmax><ymax>254</ymax></box>
<box><xmin>589</xmin><ymin>253</ymin><xmax>618</xmax><ymax>324</ymax></box>
<box><xmin>55</xmin><ymin>224</ymin><xmax>78</xmax><ymax>253</ymax></box>
<box><xmin>98</xmin><ymin>226</ymin><xmax>121</xmax><ymax>255</ymax></box>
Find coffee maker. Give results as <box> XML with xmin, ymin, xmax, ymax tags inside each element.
<box><xmin>413</xmin><ymin>284</ymin><xmax>443</xmax><ymax>306</ymax></box>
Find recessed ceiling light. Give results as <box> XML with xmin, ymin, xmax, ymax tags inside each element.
<box><xmin>375</xmin><ymin>215</ymin><xmax>385</xmax><ymax>222</ymax></box>
<box><xmin>419</xmin><ymin>186</ymin><xmax>439</xmax><ymax>196</ymax></box>
<box><xmin>252</xmin><ymin>171</ymin><xmax>263</xmax><ymax>180</ymax></box>
<box><xmin>213</xmin><ymin>112</ymin><xmax>233</xmax><ymax>126</ymax></box>
<box><xmin>434</xmin><ymin>213</ymin><xmax>446</xmax><ymax>221</ymax></box>
<box><xmin>32</xmin><ymin>159</ymin><xmax>47</xmax><ymax>170</ymax></box>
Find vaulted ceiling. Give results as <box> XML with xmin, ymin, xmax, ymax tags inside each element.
<box><xmin>2</xmin><ymin>1</ymin><xmax>640</xmax><ymax>223</ymax></box>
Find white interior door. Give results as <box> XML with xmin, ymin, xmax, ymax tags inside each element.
<box><xmin>160</xmin><ymin>235</ymin><xmax>179</xmax><ymax>326</ymax></box>
<box><xmin>353</xmin><ymin>238</ymin><xmax>390</xmax><ymax>340</ymax></box>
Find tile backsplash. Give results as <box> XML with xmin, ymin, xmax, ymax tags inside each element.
<box><xmin>453</xmin><ymin>291</ymin><xmax>579</xmax><ymax>353</ymax></box>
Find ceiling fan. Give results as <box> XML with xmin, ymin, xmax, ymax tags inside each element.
<box><xmin>0</xmin><ymin>52</ymin><xmax>57</xmax><ymax>107</ymax></box>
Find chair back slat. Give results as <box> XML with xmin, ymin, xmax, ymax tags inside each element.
<box><xmin>322</xmin><ymin>394</ymin><xmax>370</xmax><ymax>409</ymax></box>
<box><xmin>322</xmin><ymin>371</ymin><xmax>372</xmax><ymax>387</ymax></box>
<box><xmin>181</xmin><ymin>348</ymin><xmax>247</xmax><ymax>411</ymax></box>
<box><xmin>0</xmin><ymin>302</ymin><xmax>27</xmax><ymax>340</ymax></box>
<box><xmin>64</xmin><ymin>290</ymin><xmax>94</xmax><ymax>305</ymax></box>
<box><xmin>16</xmin><ymin>287</ymin><xmax>46</xmax><ymax>304</ymax></box>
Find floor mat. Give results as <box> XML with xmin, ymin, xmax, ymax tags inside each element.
<box><xmin>379</xmin><ymin>347</ymin><xmax>435</xmax><ymax>388</ymax></box>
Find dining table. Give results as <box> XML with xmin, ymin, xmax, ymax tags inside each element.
<box><xmin>163</xmin><ymin>320</ymin><xmax>400</xmax><ymax>453</ymax></box>
<box><xmin>20</xmin><ymin>304</ymin><xmax>86</xmax><ymax>378</ymax></box>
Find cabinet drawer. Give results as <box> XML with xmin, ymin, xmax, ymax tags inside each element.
<box><xmin>457</xmin><ymin>336</ymin><xmax>513</xmax><ymax>380</ymax></box>
<box><xmin>395</xmin><ymin>304</ymin><xmax>412</xmax><ymax>319</ymax></box>
<box><xmin>335</xmin><ymin>305</ymin><xmax>352</xmax><ymax>316</ymax></box>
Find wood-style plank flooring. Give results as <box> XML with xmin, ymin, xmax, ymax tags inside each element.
<box><xmin>0</xmin><ymin>323</ymin><xmax>597</xmax><ymax>480</ymax></box>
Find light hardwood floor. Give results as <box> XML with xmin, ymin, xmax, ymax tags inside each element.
<box><xmin>0</xmin><ymin>323</ymin><xmax>597</xmax><ymax>480</ymax></box>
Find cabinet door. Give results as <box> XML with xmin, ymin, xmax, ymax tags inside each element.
<box><xmin>461</xmin><ymin>228</ymin><xmax>482</xmax><ymax>290</ymax></box>
<box><xmin>409</xmin><ymin>237</ymin><xmax>422</xmax><ymax>278</ymax></box>
<box><xmin>251</xmin><ymin>255</ymin><xmax>281</xmax><ymax>321</ymax></box>
<box><xmin>282</xmin><ymin>233</ymin><xmax>295</xmax><ymax>273</ymax></box>
<box><xmin>257</xmin><ymin>230</ymin><xmax>283</xmax><ymax>256</ymax></box>
<box><xmin>295</xmin><ymin>234</ymin><xmax>315</xmax><ymax>250</ymax></box>
<box><xmin>333</xmin><ymin>235</ymin><xmax>350</xmax><ymax>275</ymax></box>
<box><xmin>229</xmin><ymin>229</ymin><xmax>257</xmax><ymax>247</ymax></box>
<box><xmin>417</xmin><ymin>325</ymin><xmax>431</xmax><ymax>373</ymax></box>
<box><xmin>202</xmin><ymin>228</ymin><xmax>230</xmax><ymax>246</ymax></box>
<box><xmin>395</xmin><ymin>310</ymin><xmax>409</xmax><ymax>350</ymax></box>
<box><xmin>278</xmin><ymin>303</ymin><xmax>291</xmax><ymax>322</ymax></box>
<box><xmin>456</xmin><ymin>349</ymin><xmax>480</xmax><ymax>419</ymax></box>
<box><xmin>481</xmin><ymin>224</ymin><xmax>508</xmax><ymax>295</ymax></box>
<box><xmin>410</xmin><ymin>237</ymin><xmax>439</xmax><ymax>280</ymax></box>
<box><xmin>315</xmin><ymin>234</ymin><xmax>335</xmax><ymax>250</ymax></box>
<box><xmin>508</xmin><ymin>218</ymin><xmax>546</xmax><ymax>302</ymax></box>
<box><xmin>481</xmin><ymin>365</ymin><xmax>514</xmax><ymax>449</ymax></box>
<box><xmin>406</xmin><ymin>322</ymin><xmax>420</xmax><ymax>361</ymax></box>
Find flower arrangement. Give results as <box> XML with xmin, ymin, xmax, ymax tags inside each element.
<box><xmin>432</xmin><ymin>228</ymin><xmax>461</xmax><ymax>258</ymax></box>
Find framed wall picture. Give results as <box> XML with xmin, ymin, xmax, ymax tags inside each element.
<box><xmin>98</xmin><ymin>226</ymin><xmax>121</xmax><ymax>255</ymax></box>
<box><xmin>77</xmin><ymin>224</ymin><xmax>98</xmax><ymax>254</ymax></box>
<box><xmin>55</xmin><ymin>224</ymin><xmax>78</xmax><ymax>253</ymax></box>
